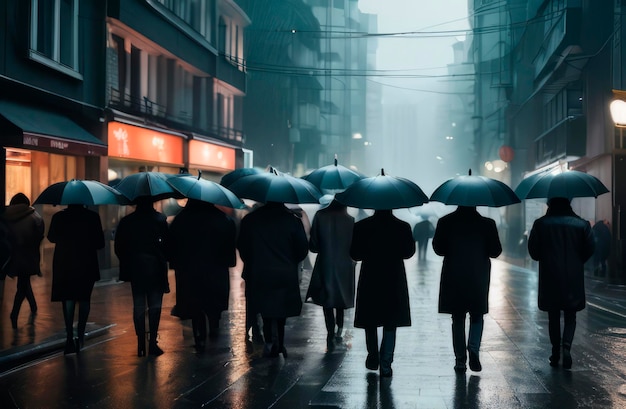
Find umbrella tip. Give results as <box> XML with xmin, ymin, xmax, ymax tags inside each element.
<box><xmin>381</xmin><ymin>168</ymin><xmax>385</xmax><ymax>176</ymax></box>
<box><xmin>197</xmin><ymin>169</ymin><xmax>202</xmax><ymax>180</ymax></box>
<box><xmin>334</xmin><ymin>154</ymin><xmax>338</xmax><ymax>166</ymax></box>
<box><xmin>468</xmin><ymin>168</ymin><xmax>472</xmax><ymax>176</ymax></box>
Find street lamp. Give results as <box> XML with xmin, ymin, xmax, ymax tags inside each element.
<box><xmin>610</xmin><ymin>99</ymin><xmax>626</xmax><ymax>148</ymax></box>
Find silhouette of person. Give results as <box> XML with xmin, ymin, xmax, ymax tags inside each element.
<box><xmin>48</xmin><ymin>204</ymin><xmax>105</xmax><ymax>354</ymax></box>
<box><xmin>115</xmin><ymin>197</ymin><xmax>170</xmax><ymax>356</ymax></box>
<box><xmin>413</xmin><ymin>218</ymin><xmax>434</xmax><ymax>261</ymax></box>
<box><xmin>4</xmin><ymin>193</ymin><xmax>44</xmax><ymax>329</ymax></box>
<box><xmin>592</xmin><ymin>219</ymin><xmax>611</xmax><ymax>276</ymax></box>
<box><xmin>169</xmin><ymin>199</ymin><xmax>237</xmax><ymax>352</ymax></box>
<box><xmin>432</xmin><ymin>206</ymin><xmax>502</xmax><ymax>373</ymax></box>
<box><xmin>528</xmin><ymin>197</ymin><xmax>595</xmax><ymax>369</ymax></box>
<box><xmin>305</xmin><ymin>199</ymin><xmax>355</xmax><ymax>351</ymax></box>
<box><xmin>237</xmin><ymin>201</ymin><xmax>309</xmax><ymax>358</ymax></box>
<box><xmin>351</xmin><ymin>209</ymin><xmax>415</xmax><ymax>377</ymax></box>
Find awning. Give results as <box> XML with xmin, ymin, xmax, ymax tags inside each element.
<box><xmin>0</xmin><ymin>99</ymin><xmax>107</xmax><ymax>156</ymax></box>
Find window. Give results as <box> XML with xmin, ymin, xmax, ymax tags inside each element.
<box><xmin>30</xmin><ymin>0</ymin><xmax>80</xmax><ymax>78</ymax></box>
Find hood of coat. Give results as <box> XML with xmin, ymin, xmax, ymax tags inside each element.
<box><xmin>3</xmin><ymin>203</ymin><xmax>35</xmax><ymax>222</ymax></box>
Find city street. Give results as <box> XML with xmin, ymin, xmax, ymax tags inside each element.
<box><xmin>1</xmin><ymin>250</ymin><xmax>626</xmax><ymax>408</ymax></box>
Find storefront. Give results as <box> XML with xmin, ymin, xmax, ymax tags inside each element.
<box><xmin>187</xmin><ymin>134</ymin><xmax>237</xmax><ymax>181</ymax></box>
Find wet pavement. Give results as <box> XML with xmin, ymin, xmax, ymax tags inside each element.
<box><xmin>1</xmin><ymin>250</ymin><xmax>626</xmax><ymax>408</ymax></box>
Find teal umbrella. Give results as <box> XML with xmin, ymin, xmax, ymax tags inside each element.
<box><xmin>167</xmin><ymin>174</ymin><xmax>246</xmax><ymax>209</ymax></box>
<box><xmin>113</xmin><ymin>171</ymin><xmax>182</xmax><ymax>202</ymax></box>
<box><xmin>430</xmin><ymin>170</ymin><xmax>520</xmax><ymax>207</ymax></box>
<box><xmin>302</xmin><ymin>156</ymin><xmax>366</xmax><ymax>194</ymax></box>
<box><xmin>220</xmin><ymin>167</ymin><xmax>264</xmax><ymax>188</ymax></box>
<box><xmin>227</xmin><ymin>167</ymin><xmax>322</xmax><ymax>204</ymax></box>
<box><xmin>514</xmin><ymin>170</ymin><xmax>609</xmax><ymax>200</ymax></box>
<box><xmin>34</xmin><ymin>180</ymin><xmax>129</xmax><ymax>206</ymax></box>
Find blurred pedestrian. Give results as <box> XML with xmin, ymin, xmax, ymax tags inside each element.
<box><xmin>305</xmin><ymin>199</ymin><xmax>355</xmax><ymax>351</ymax></box>
<box><xmin>4</xmin><ymin>193</ymin><xmax>44</xmax><ymax>329</ymax></box>
<box><xmin>48</xmin><ymin>204</ymin><xmax>105</xmax><ymax>354</ymax></box>
<box><xmin>351</xmin><ymin>209</ymin><xmax>415</xmax><ymax>377</ymax></box>
<box><xmin>592</xmin><ymin>219</ymin><xmax>611</xmax><ymax>276</ymax></box>
<box><xmin>412</xmin><ymin>218</ymin><xmax>434</xmax><ymax>261</ymax></box>
<box><xmin>528</xmin><ymin>197</ymin><xmax>595</xmax><ymax>369</ymax></box>
<box><xmin>237</xmin><ymin>201</ymin><xmax>309</xmax><ymax>358</ymax></box>
<box><xmin>432</xmin><ymin>206</ymin><xmax>502</xmax><ymax>373</ymax></box>
<box><xmin>115</xmin><ymin>197</ymin><xmax>170</xmax><ymax>357</ymax></box>
<box><xmin>169</xmin><ymin>199</ymin><xmax>237</xmax><ymax>352</ymax></box>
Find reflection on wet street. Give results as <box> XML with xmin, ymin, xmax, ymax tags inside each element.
<box><xmin>1</xmin><ymin>252</ymin><xmax>626</xmax><ymax>408</ymax></box>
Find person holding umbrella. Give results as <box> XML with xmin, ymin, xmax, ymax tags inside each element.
<box><xmin>48</xmin><ymin>204</ymin><xmax>105</xmax><ymax>354</ymax></box>
<box><xmin>527</xmin><ymin>197</ymin><xmax>595</xmax><ymax>369</ymax></box>
<box><xmin>114</xmin><ymin>196</ymin><xmax>171</xmax><ymax>356</ymax></box>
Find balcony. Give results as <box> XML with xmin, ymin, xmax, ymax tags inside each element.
<box><xmin>217</xmin><ymin>55</ymin><xmax>246</xmax><ymax>92</ymax></box>
<box><xmin>534</xmin><ymin>115</ymin><xmax>586</xmax><ymax>167</ymax></box>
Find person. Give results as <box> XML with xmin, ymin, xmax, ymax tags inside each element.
<box><xmin>4</xmin><ymin>193</ymin><xmax>44</xmax><ymax>329</ymax></box>
<box><xmin>350</xmin><ymin>209</ymin><xmax>415</xmax><ymax>377</ymax></box>
<box><xmin>432</xmin><ymin>206</ymin><xmax>502</xmax><ymax>373</ymax></box>
<box><xmin>115</xmin><ymin>196</ymin><xmax>170</xmax><ymax>357</ymax></box>
<box><xmin>48</xmin><ymin>203</ymin><xmax>105</xmax><ymax>354</ymax></box>
<box><xmin>169</xmin><ymin>199</ymin><xmax>237</xmax><ymax>352</ymax></box>
<box><xmin>592</xmin><ymin>219</ymin><xmax>611</xmax><ymax>276</ymax></box>
<box><xmin>237</xmin><ymin>201</ymin><xmax>309</xmax><ymax>358</ymax></box>
<box><xmin>412</xmin><ymin>218</ymin><xmax>435</xmax><ymax>261</ymax></box>
<box><xmin>528</xmin><ymin>197</ymin><xmax>595</xmax><ymax>369</ymax></box>
<box><xmin>305</xmin><ymin>199</ymin><xmax>355</xmax><ymax>351</ymax></box>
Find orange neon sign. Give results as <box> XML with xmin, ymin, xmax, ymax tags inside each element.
<box><xmin>188</xmin><ymin>139</ymin><xmax>236</xmax><ymax>171</ymax></box>
<box><xmin>108</xmin><ymin>121</ymin><xmax>183</xmax><ymax>165</ymax></box>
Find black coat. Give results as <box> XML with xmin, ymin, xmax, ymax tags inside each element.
<box><xmin>3</xmin><ymin>204</ymin><xmax>44</xmax><ymax>278</ymax></box>
<box><xmin>48</xmin><ymin>205</ymin><xmax>104</xmax><ymax>301</ymax></box>
<box><xmin>237</xmin><ymin>202</ymin><xmax>309</xmax><ymax>318</ymax></box>
<box><xmin>528</xmin><ymin>207</ymin><xmax>595</xmax><ymax>312</ymax></box>
<box><xmin>351</xmin><ymin>210</ymin><xmax>415</xmax><ymax>328</ymax></box>
<box><xmin>169</xmin><ymin>200</ymin><xmax>237</xmax><ymax>319</ymax></box>
<box><xmin>114</xmin><ymin>205</ymin><xmax>170</xmax><ymax>294</ymax></box>
<box><xmin>432</xmin><ymin>207</ymin><xmax>502</xmax><ymax>315</ymax></box>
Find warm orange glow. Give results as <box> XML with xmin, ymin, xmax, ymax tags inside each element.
<box><xmin>108</xmin><ymin>121</ymin><xmax>183</xmax><ymax>165</ymax></box>
<box><xmin>188</xmin><ymin>139</ymin><xmax>236</xmax><ymax>171</ymax></box>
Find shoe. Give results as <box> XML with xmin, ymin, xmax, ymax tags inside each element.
<box><xmin>10</xmin><ymin>312</ymin><xmax>18</xmax><ymax>329</ymax></box>
<box><xmin>365</xmin><ymin>353</ymin><xmax>379</xmax><ymax>370</ymax></box>
<box><xmin>468</xmin><ymin>350</ymin><xmax>482</xmax><ymax>372</ymax></box>
<box><xmin>549</xmin><ymin>346</ymin><xmax>560</xmax><ymax>367</ymax></box>
<box><xmin>326</xmin><ymin>335</ymin><xmax>336</xmax><ymax>352</ymax></box>
<box><xmin>137</xmin><ymin>336</ymin><xmax>146</xmax><ymax>357</ymax></box>
<box><xmin>74</xmin><ymin>337</ymin><xmax>81</xmax><ymax>354</ymax></box>
<box><xmin>335</xmin><ymin>327</ymin><xmax>343</xmax><ymax>341</ymax></box>
<box><xmin>64</xmin><ymin>339</ymin><xmax>77</xmax><ymax>355</ymax></box>
<box><xmin>380</xmin><ymin>367</ymin><xmax>393</xmax><ymax>378</ymax></box>
<box><xmin>454</xmin><ymin>360</ymin><xmax>467</xmax><ymax>373</ymax></box>
<box><xmin>148</xmin><ymin>342</ymin><xmax>164</xmax><ymax>356</ymax></box>
<box><xmin>562</xmin><ymin>347</ymin><xmax>572</xmax><ymax>369</ymax></box>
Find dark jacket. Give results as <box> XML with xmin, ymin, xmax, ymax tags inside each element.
<box><xmin>306</xmin><ymin>201</ymin><xmax>355</xmax><ymax>309</ymax></box>
<box><xmin>169</xmin><ymin>200</ymin><xmax>237</xmax><ymax>319</ymax></box>
<box><xmin>48</xmin><ymin>205</ymin><xmax>105</xmax><ymax>301</ymax></box>
<box><xmin>3</xmin><ymin>203</ymin><xmax>44</xmax><ymax>278</ymax></box>
<box><xmin>528</xmin><ymin>202</ymin><xmax>595</xmax><ymax>311</ymax></box>
<box><xmin>237</xmin><ymin>202</ymin><xmax>309</xmax><ymax>318</ymax></box>
<box><xmin>114</xmin><ymin>204</ymin><xmax>170</xmax><ymax>293</ymax></box>
<box><xmin>351</xmin><ymin>210</ymin><xmax>415</xmax><ymax>328</ymax></box>
<box><xmin>432</xmin><ymin>206</ymin><xmax>502</xmax><ymax>315</ymax></box>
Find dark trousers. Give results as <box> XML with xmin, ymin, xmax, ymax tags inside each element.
<box><xmin>262</xmin><ymin>316</ymin><xmax>286</xmax><ymax>348</ymax></box>
<box><xmin>62</xmin><ymin>299</ymin><xmax>91</xmax><ymax>344</ymax></box>
<box><xmin>323</xmin><ymin>308</ymin><xmax>344</xmax><ymax>336</ymax></box>
<box><xmin>192</xmin><ymin>309</ymin><xmax>221</xmax><ymax>345</ymax></box>
<box><xmin>451</xmin><ymin>312</ymin><xmax>484</xmax><ymax>362</ymax></box>
<box><xmin>131</xmin><ymin>283</ymin><xmax>163</xmax><ymax>344</ymax></box>
<box><xmin>11</xmin><ymin>275</ymin><xmax>37</xmax><ymax>317</ymax></box>
<box><xmin>365</xmin><ymin>326</ymin><xmax>397</xmax><ymax>370</ymax></box>
<box><xmin>548</xmin><ymin>309</ymin><xmax>576</xmax><ymax>349</ymax></box>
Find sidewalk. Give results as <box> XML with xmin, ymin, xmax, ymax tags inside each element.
<box><xmin>1</xmin><ymin>260</ymin><xmax>626</xmax><ymax>375</ymax></box>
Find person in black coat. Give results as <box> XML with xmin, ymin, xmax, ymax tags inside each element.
<box><xmin>351</xmin><ymin>209</ymin><xmax>415</xmax><ymax>377</ymax></box>
<box><xmin>169</xmin><ymin>199</ymin><xmax>237</xmax><ymax>352</ymax></box>
<box><xmin>115</xmin><ymin>197</ymin><xmax>170</xmax><ymax>357</ymax></box>
<box><xmin>4</xmin><ymin>193</ymin><xmax>44</xmax><ymax>329</ymax></box>
<box><xmin>432</xmin><ymin>206</ymin><xmax>502</xmax><ymax>373</ymax></box>
<box><xmin>237</xmin><ymin>201</ymin><xmax>309</xmax><ymax>358</ymax></box>
<box><xmin>412</xmin><ymin>218</ymin><xmax>434</xmax><ymax>261</ymax></box>
<box><xmin>48</xmin><ymin>204</ymin><xmax>105</xmax><ymax>354</ymax></box>
<box><xmin>528</xmin><ymin>197</ymin><xmax>595</xmax><ymax>369</ymax></box>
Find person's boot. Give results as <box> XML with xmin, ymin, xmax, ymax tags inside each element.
<box><xmin>452</xmin><ymin>322</ymin><xmax>467</xmax><ymax>372</ymax></box>
<box><xmin>467</xmin><ymin>318</ymin><xmax>483</xmax><ymax>372</ymax></box>
<box><xmin>562</xmin><ymin>343</ymin><xmax>572</xmax><ymax>369</ymax></box>
<box><xmin>365</xmin><ymin>329</ymin><xmax>379</xmax><ymax>370</ymax></box>
<box><xmin>549</xmin><ymin>344</ymin><xmax>560</xmax><ymax>367</ymax></box>
<box><xmin>148</xmin><ymin>335</ymin><xmax>164</xmax><ymax>356</ymax></box>
<box><xmin>137</xmin><ymin>334</ymin><xmax>146</xmax><ymax>357</ymax></box>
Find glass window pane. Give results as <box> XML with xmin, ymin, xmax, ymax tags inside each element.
<box><xmin>59</xmin><ymin>0</ymin><xmax>75</xmax><ymax>67</ymax></box>
<box><xmin>36</xmin><ymin>0</ymin><xmax>54</xmax><ymax>58</ymax></box>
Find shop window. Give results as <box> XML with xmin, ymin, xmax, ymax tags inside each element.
<box><xmin>29</xmin><ymin>0</ymin><xmax>81</xmax><ymax>79</ymax></box>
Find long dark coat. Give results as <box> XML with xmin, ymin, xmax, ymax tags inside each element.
<box><xmin>305</xmin><ymin>201</ymin><xmax>355</xmax><ymax>309</ymax></box>
<box><xmin>351</xmin><ymin>210</ymin><xmax>415</xmax><ymax>328</ymax></box>
<box><xmin>3</xmin><ymin>203</ymin><xmax>44</xmax><ymax>278</ymax></box>
<box><xmin>432</xmin><ymin>207</ymin><xmax>502</xmax><ymax>315</ymax></box>
<box><xmin>114</xmin><ymin>204</ymin><xmax>170</xmax><ymax>294</ymax></box>
<box><xmin>237</xmin><ymin>202</ymin><xmax>309</xmax><ymax>318</ymax></box>
<box><xmin>528</xmin><ymin>204</ymin><xmax>595</xmax><ymax>312</ymax></box>
<box><xmin>169</xmin><ymin>200</ymin><xmax>237</xmax><ymax>319</ymax></box>
<box><xmin>48</xmin><ymin>205</ymin><xmax>105</xmax><ymax>301</ymax></box>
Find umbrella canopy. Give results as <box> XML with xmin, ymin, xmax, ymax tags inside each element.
<box><xmin>334</xmin><ymin>169</ymin><xmax>429</xmax><ymax>210</ymax></box>
<box><xmin>113</xmin><ymin>171</ymin><xmax>181</xmax><ymax>202</ymax></box>
<box><xmin>514</xmin><ymin>170</ymin><xmax>609</xmax><ymax>199</ymax></box>
<box><xmin>302</xmin><ymin>156</ymin><xmax>366</xmax><ymax>194</ymax></box>
<box><xmin>220</xmin><ymin>167</ymin><xmax>264</xmax><ymax>188</ymax></box>
<box><xmin>430</xmin><ymin>171</ymin><xmax>520</xmax><ymax>207</ymax></box>
<box><xmin>167</xmin><ymin>174</ymin><xmax>246</xmax><ymax>209</ymax></box>
<box><xmin>227</xmin><ymin>167</ymin><xmax>322</xmax><ymax>204</ymax></box>
<box><xmin>34</xmin><ymin>179</ymin><xmax>129</xmax><ymax>206</ymax></box>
